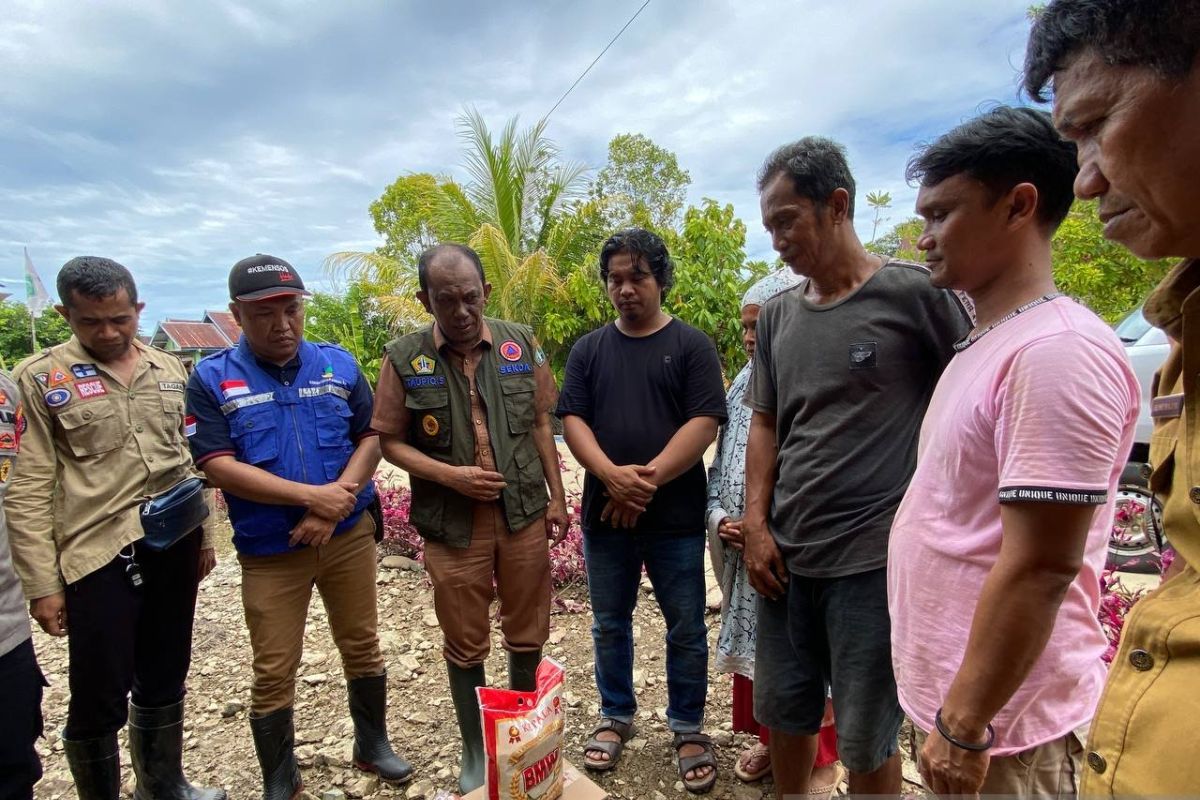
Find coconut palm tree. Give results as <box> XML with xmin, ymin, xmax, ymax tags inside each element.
<box><xmin>326</xmin><ymin>109</ymin><xmax>605</xmax><ymax>339</ymax></box>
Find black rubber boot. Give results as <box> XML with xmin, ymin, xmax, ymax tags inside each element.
<box><xmin>347</xmin><ymin>674</ymin><xmax>413</xmax><ymax>785</ymax></box>
<box><xmin>63</xmin><ymin>732</ymin><xmax>120</xmax><ymax>800</ymax></box>
<box><xmin>129</xmin><ymin>700</ymin><xmax>227</xmax><ymax>800</ymax></box>
<box><xmin>447</xmin><ymin>662</ymin><xmax>487</xmax><ymax>794</ymax></box>
<box><xmin>508</xmin><ymin>650</ymin><xmax>542</xmax><ymax>692</ymax></box>
<box><xmin>248</xmin><ymin>708</ymin><xmax>303</xmax><ymax>800</ymax></box>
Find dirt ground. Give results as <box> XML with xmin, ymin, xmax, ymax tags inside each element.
<box><xmin>31</xmin><ymin>450</ymin><xmax>933</xmax><ymax>800</ymax></box>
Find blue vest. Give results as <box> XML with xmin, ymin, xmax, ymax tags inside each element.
<box><xmin>194</xmin><ymin>338</ymin><xmax>375</xmax><ymax>556</ymax></box>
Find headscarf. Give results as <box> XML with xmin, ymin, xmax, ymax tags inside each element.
<box><xmin>742</xmin><ymin>267</ymin><xmax>801</xmax><ymax>309</ymax></box>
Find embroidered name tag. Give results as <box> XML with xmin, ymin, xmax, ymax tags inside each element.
<box><xmin>298</xmin><ymin>385</ymin><xmax>350</xmax><ymax>400</ymax></box>
<box><xmin>499</xmin><ymin>362</ymin><xmax>532</xmax><ymax>375</ymax></box>
<box><xmin>1151</xmin><ymin>394</ymin><xmax>1184</xmax><ymax>419</ymax></box>
<box><xmin>159</xmin><ymin>381</ymin><xmax>185</xmax><ymax>393</ymax></box>
<box><xmin>404</xmin><ymin>376</ymin><xmax>447</xmax><ymax>389</ymax></box>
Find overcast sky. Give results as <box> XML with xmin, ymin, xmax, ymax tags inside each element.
<box><xmin>1</xmin><ymin>0</ymin><xmax>1037</xmax><ymax>325</ymax></box>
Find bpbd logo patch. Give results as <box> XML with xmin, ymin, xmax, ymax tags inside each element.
<box><xmin>499</xmin><ymin>340</ymin><xmax>523</xmax><ymax>362</ymax></box>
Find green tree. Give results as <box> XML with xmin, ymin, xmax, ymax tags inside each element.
<box><xmin>592</xmin><ymin>133</ymin><xmax>692</xmax><ymax>231</ymax></box>
<box><xmin>665</xmin><ymin>200</ymin><xmax>768</xmax><ymax>374</ymax></box>
<box><xmin>868</xmin><ymin>216</ymin><xmax>924</xmax><ymax>261</ymax></box>
<box><xmin>866</xmin><ymin>190</ymin><xmax>892</xmax><ymax>244</ymax></box>
<box><xmin>1052</xmin><ymin>200</ymin><xmax>1174</xmax><ymax>322</ymax></box>
<box><xmin>304</xmin><ymin>282</ymin><xmax>397</xmax><ymax>383</ymax></box>
<box><xmin>368</xmin><ymin>173</ymin><xmax>442</xmax><ymax>263</ymax></box>
<box><xmin>330</xmin><ymin>109</ymin><xmax>608</xmax><ymax>368</ymax></box>
<box><xmin>0</xmin><ymin>302</ymin><xmax>72</xmax><ymax>370</ymax></box>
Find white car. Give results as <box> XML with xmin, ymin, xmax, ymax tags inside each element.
<box><xmin>1110</xmin><ymin>307</ymin><xmax>1171</xmax><ymax>570</ymax></box>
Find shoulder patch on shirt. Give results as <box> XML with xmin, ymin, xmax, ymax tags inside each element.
<box><xmin>499</xmin><ymin>340</ymin><xmax>523</xmax><ymax>362</ymax></box>
<box><xmin>47</xmin><ymin>367</ymin><xmax>71</xmax><ymax>387</ymax></box>
<box><xmin>533</xmin><ymin>346</ymin><xmax>546</xmax><ymax>366</ymax></box>
<box><xmin>34</xmin><ymin>372</ymin><xmax>49</xmax><ymax>386</ymax></box>
<box><xmin>184</xmin><ymin>415</ymin><xmax>197</xmax><ymax>437</ymax></box>
<box><xmin>848</xmin><ymin>341</ymin><xmax>877</xmax><ymax>369</ymax></box>
<box><xmin>0</xmin><ymin>432</ymin><xmax>15</xmax><ymax>451</ymax></box>
<box><xmin>71</xmin><ymin>363</ymin><xmax>98</xmax><ymax>378</ymax></box>
<box><xmin>0</xmin><ymin>456</ymin><xmax>11</xmax><ymax>482</ymax></box>
<box><xmin>220</xmin><ymin>379</ymin><xmax>251</xmax><ymax>400</ymax></box>
<box><xmin>44</xmin><ymin>387</ymin><xmax>72</xmax><ymax>408</ymax></box>
<box><xmin>410</xmin><ymin>355</ymin><xmax>436</xmax><ymax>375</ymax></box>
<box><xmin>159</xmin><ymin>381</ymin><xmax>185</xmax><ymax>393</ymax></box>
<box><xmin>75</xmin><ymin>378</ymin><xmax>108</xmax><ymax>400</ymax></box>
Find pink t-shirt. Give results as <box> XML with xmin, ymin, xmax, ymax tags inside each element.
<box><xmin>888</xmin><ymin>296</ymin><xmax>1139</xmax><ymax>755</ymax></box>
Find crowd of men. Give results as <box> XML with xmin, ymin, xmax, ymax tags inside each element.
<box><xmin>0</xmin><ymin>1</ymin><xmax>1197</xmax><ymax>798</ymax></box>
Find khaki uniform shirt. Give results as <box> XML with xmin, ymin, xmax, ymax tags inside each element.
<box><xmin>3</xmin><ymin>337</ymin><xmax>213</xmax><ymax>599</ymax></box>
<box><xmin>1081</xmin><ymin>259</ymin><xmax>1200</xmax><ymax>795</ymax></box>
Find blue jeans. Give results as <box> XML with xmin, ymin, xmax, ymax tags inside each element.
<box><xmin>583</xmin><ymin>530</ymin><xmax>708</xmax><ymax>732</ymax></box>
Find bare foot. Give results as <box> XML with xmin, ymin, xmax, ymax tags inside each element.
<box><xmin>736</xmin><ymin>742</ymin><xmax>771</xmax><ymax>781</ymax></box>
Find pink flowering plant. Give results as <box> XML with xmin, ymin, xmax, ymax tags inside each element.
<box><xmin>1098</xmin><ymin>498</ymin><xmax>1174</xmax><ymax>664</ymax></box>
<box><xmin>374</xmin><ymin>466</ymin><xmax>590</xmax><ymax>612</ymax></box>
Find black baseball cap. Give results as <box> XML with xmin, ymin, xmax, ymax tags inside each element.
<box><xmin>228</xmin><ymin>254</ymin><xmax>312</xmax><ymax>302</ymax></box>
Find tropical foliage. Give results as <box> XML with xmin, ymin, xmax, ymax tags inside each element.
<box><xmin>0</xmin><ymin>302</ymin><xmax>72</xmax><ymax>370</ymax></box>
<box><xmin>333</xmin><ymin>111</ymin><xmax>768</xmax><ymax>377</ymax></box>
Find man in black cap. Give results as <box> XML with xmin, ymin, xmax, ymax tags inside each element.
<box><xmin>186</xmin><ymin>255</ymin><xmax>412</xmax><ymax>799</ymax></box>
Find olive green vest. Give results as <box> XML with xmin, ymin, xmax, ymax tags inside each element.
<box><xmin>385</xmin><ymin>318</ymin><xmax>549</xmax><ymax>548</ymax></box>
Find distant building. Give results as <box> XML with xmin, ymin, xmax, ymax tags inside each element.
<box><xmin>150</xmin><ymin>310</ymin><xmax>241</xmax><ymax>368</ymax></box>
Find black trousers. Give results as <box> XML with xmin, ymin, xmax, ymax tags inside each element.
<box><xmin>63</xmin><ymin>529</ymin><xmax>202</xmax><ymax>740</ymax></box>
<box><xmin>0</xmin><ymin>637</ymin><xmax>45</xmax><ymax>800</ymax></box>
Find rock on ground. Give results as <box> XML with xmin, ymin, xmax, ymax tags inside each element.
<box><xmin>29</xmin><ymin>518</ymin><xmax>925</xmax><ymax>799</ymax></box>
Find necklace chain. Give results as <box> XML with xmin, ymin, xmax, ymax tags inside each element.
<box><xmin>953</xmin><ymin>292</ymin><xmax>1064</xmax><ymax>352</ymax></box>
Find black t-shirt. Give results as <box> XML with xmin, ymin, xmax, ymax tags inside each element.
<box><xmin>556</xmin><ymin>318</ymin><xmax>727</xmax><ymax>535</ymax></box>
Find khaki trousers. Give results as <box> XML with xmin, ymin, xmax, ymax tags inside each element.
<box><xmin>239</xmin><ymin>514</ymin><xmax>384</xmax><ymax>714</ymax></box>
<box><xmin>912</xmin><ymin>725</ymin><xmax>1085</xmax><ymax>798</ymax></box>
<box><xmin>423</xmin><ymin>503</ymin><xmax>551</xmax><ymax>668</ymax></box>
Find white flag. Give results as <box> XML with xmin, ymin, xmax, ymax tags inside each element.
<box><xmin>24</xmin><ymin>247</ymin><xmax>51</xmax><ymax>318</ymax></box>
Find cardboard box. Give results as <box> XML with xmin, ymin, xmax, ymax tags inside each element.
<box><xmin>461</xmin><ymin>759</ymin><xmax>607</xmax><ymax>800</ymax></box>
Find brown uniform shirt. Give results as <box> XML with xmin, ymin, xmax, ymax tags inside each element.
<box><xmin>4</xmin><ymin>337</ymin><xmax>212</xmax><ymax>599</ymax></box>
<box><xmin>372</xmin><ymin>322</ymin><xmax>557</xmax><ymax>463</ymax></box>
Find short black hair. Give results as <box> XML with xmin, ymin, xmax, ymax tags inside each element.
<box><xmin>417</xmin><ymin>243</ymin><xmax>486</xmax><ymax>293</ymax></box>
<box><xmin>599</xmin><ymin>228</ymin><xmax>675</xmax><ymax>299</ymax></box>
<box><xmin>756</xmin><ymin>136</ymin><xmax>857</xmax><ymax>218</ymax></box>
<box><xmin>56</xmin><ymin>256</ymin><xmax>139</xmax><ymax>308</ymax></box>
<box><xmin>906</xmin><ymin>106</ymin><xmax>1079</xmax><ymax>230</ymax></box>
<box><xmin>1024</xmin><ymin>0</ymin><xmax>1200</xmax><ymax>102</ymax></box>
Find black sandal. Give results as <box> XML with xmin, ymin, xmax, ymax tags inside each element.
<box><xmin>583</xmin><ymin>718</ymin><xmax>637</xmax><ymax>771</ymax></box>
<box><xmin>673</xmin><ymin>732</ymin><xmax>719</xmax><ymax>794</ymax></box>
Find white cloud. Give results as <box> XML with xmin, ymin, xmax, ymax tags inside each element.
<box><xmin>0</xmin><ymin>0</ymin><xmax>1037</xmax><ymax>322</ymax></box>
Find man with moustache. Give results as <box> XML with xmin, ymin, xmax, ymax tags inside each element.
<box><xmin>741</xmin><ymin>139</ymin><xmax>971</xmax><ymax>798</ymax></box>
<box><xmin>373</xmin><ymin>243</ymin><xmax>568</xmax><ymax>795</ymax></box>
<box><xmin>6</xmin><ymin>257</ymin><xmax>224</xmax><ymax>800</ymax></box>
<box><xmin>187</xmin><ymin>255</ymin><xmax>411</xmax><ymax>799</ymax></box>
<box><xmin>1025</xmin><ymin>0</ymin><xmax>1200</xmax><ymax>793</ymax></box>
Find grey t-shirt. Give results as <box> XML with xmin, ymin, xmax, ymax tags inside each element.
<box><xmin>745</xmin><ymin>260</ymin><xmax>971</xmax><ymax>578</ymax></box>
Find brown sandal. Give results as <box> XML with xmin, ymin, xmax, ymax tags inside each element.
<box><xmin>673</xmin><ymin>732</ymin><xmax>718</xmax><ymax>794</ymax></box>
<box><xmin>583</xmin><ymin>718</ymin><xmax>636</xmax><ymax>771</ymax></box>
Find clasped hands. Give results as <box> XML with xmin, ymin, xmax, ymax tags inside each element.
<box><xmin>599</xmin><ymin>463</ymin><xmax>657</xmax><ymax>529</ymax></box>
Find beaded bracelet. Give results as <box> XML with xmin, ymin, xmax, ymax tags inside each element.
<box><xmin>935</xmin><ymin>708</ymin><xmax>995</xmax><ymax>752</ymax></box>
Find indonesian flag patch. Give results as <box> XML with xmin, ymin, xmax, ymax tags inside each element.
<box><xmin>184</xmin><ymin>415</ymin><xmax>197</xmax><ymax>437</ymax></box>
<box><xmin>220</xmin><ymin>379</ymin><xmax>251</xmax><ymax>400</ymax></box>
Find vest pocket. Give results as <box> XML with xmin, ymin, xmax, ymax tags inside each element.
<box><xmin>229</xmin><ymin>407</ymin><xmax>280</xmax><ymax>465</ymax></box>
<box><xmin>501</xmin><ymin>378</ymin><xmax>536</xmax><ymax>434</ymax></box>
<box><xmin>514</xmin><ymin>445</ymin><xmax>548</xmax><ymax>515</ymax></box>
<box><xmin>405</xmin><ymin>391</ymin><xmax>451</xmax><ymax>450</ymax></box>
<box><xmin>314</xmin><ymin>397</ymin><xmax>353</xmax><ymax>448</ymax></box>
<box><xmin>57</xmin><ymin>402</ymin><xmax>123</xmax><ymax>457</ymax></box>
